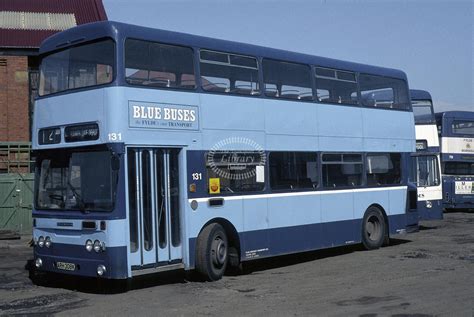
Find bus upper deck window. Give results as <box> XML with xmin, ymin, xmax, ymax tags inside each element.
<box><xmin>359</xmin><ymin>74</ymin><xmax>410</xmax><ymax>110</ymax></box>
<box><xmin>263</xmin><ymin>59</ymin><xmax>312</xmax><ymax>101</ymax></box>
<box><xmin>200</xmin><ymin>50</ymin><xmax>260</xmax><ymax>96</ymax></box>
<box><xmin>125</xmin><ymin>39</ymin><xmax>196</xmax><ymax>90</ymax></box>
<box><xmin>314</xmin><ymin>67</ymin><xmax>357</xmax><ymax>105</ymax></box>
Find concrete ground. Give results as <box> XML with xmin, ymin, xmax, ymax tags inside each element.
<box><xmin>0</xmin><ymin>212</ymin><xmax>473</xmax><ymax>316</ymax></box>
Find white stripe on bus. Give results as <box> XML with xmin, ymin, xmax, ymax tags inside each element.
<box><xmin>189</xmin><ymin>186</ymin><xmax>407</xmax><ymax>203</ymax></box>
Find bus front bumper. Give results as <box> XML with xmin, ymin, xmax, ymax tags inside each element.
<box><xmin>418</xmin><ymin>200</ymin><xmax>444</xmax><ymax>220</ymax></box>
<box><xmin>34</xmin><ymin>244</ymin><xmax>128</xmax><ymax>279</ymax></box>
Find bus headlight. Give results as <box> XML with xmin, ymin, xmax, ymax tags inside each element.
<box><xmin>35</xmin><ymin>258</ymin><xmax>43</xmax><ymax>268</ymax></box>
<box><xmin>38</xmin><ymin>236</ymin><xmax>45</xmax><ymax>248</ymax></box>
<box><xmin>97</xmin><ymin>265</ymin><xmax>106</xmax><ymax>276</ymax></box>
<box><xmin>426</xmin><ymin>201</ymin><xmax>432</xmax><ymax>209</ymax></box>
<box><xmin>45</xmin><ymin>236</ymin><xmax>52</xmax><ymax>248</ymax></box>
<box><xmin>93</xmin><ymin>240</ymin><xmax>102</xmax><ymax>253</ymax></box>
<box><xmin>85</xmin><ymin>239</ymin><xmax>93</xmax><ymax>252</ymax></box>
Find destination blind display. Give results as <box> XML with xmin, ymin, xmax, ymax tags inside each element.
<box><xmin>455</xmin><ymin>181</ymin><xmax>474</xmax><ymax>195</ymax></box>
<box><xmin>129</xmin><ymin>101</ymin><xmax>199</xmax><ymax>130</ymax></box>
<box><xmin>416</xmin><ymin>140</ymin><xmax>428</xmax><ymax>151</ymax></box>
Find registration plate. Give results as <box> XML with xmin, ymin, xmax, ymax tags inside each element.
<box><xmin>56</xmin><ymin>261</ymin><xmax>76</xmax><ymax>271</ymax></box>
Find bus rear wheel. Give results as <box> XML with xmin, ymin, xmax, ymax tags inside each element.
<box><xmin>362</xmin><ymin>207</ymin><xmax>387</xmax><ymax>250</ymax></box>
<box><xmin>196</xmin><ymin>223</ymin><xmax>228</xmax><ymax>281</ymax></box>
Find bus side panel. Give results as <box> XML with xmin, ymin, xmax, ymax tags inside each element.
<box><xmin>321</xmin><ymin>192</ymin><xmax>356</xmax><ymax>246</ymax></box>
<box><xmin>362</xmin><ymin>110</ymin><xmax>415</xmax><ymax>153</ymax></box>
<box><xmin>242</xmin><ymin>198</ymin><xmax>269</xmax><ymax>258</ymax></box>
<box><xmin>388</xmin><ymin>189</ymin><xmax>409</xmax><ymax>234</ymax></box>
<box><xmin>267</xmin><ymin>194</ymin><xmax>322</xmax><ymax>255</ymax></box>
<box><xmin>353</xmin><ymin>189</ymin><xmax>390</xmax><ymax>236</ymax></box>
<box><xmin>201</xmin><ymin>94</ymin><xmax>265</xmax><ymax>131</ymax></box>
<box><xmin>266</xmin><ymin>135</ymin><xmax>318</xmax><ymax>152</ymax></box>
<box><xmin>264</xmin><ymin>99</ymin><xmax>317</xmax><ymax>136</ymax></box>
<box><xmin>317</xmin><ymin>105</ymin><xmax>364</xmax><ymax>152</ymax></box>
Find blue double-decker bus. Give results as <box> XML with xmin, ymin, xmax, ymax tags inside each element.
<box><xmin>32</xmin><ymin>21</ymin><xmax>416</xmax><ymax>282</ymax></box>
<box><xmin>410</xmin><ymin>90</ymin><xmax>443</xmax><ymax>220</ymax></box>
<box><xmin>436</xmin><ymin>111</ymin><xmax>474</xmax><ymax>210</ymax></box>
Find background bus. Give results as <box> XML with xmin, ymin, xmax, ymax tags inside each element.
<box><xmin>436</xmin><ymin>111</ymin><xmax>474</xmax><ymax>210</ymax></box>
<box><xmin>410</xmin><ymin>90</ymin><xmax>443</xmax><ymax>220</ymax></box>
<box><xmin>32</xmin><ymin>21</ymin><xmax>416</xmax><ymax>282</ymax></box>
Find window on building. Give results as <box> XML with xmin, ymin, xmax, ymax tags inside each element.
<box><xmin>263</xmin><ymin>59</ymin><xmax>313</xmax><ymax>100</ymax></box>
<box><xmin>367</xmin><ymin>153</ymin><xmax>402</xmax><ymax>186</ymax></box>
<box><xmin>125</xmin><ymin>39</ymin><xmax>196</xmax><ymax>89</ymax></box>
<box><xmin>200</xmin><ymin>50</ymin><xmax>259</xmax><ymax>95</ymax></box>
<box><xmin>314</xmin><ymin>67</ymin><xmax>358</xmax><ymax>105</ymax></box>
<box><xmin>269</xmin><ymin>152</ymin><xmax>318</xmax><ymax>190</ymax></box>
<box><xmin>322</xmin><ymin>153</ymin><xmax>363</xmax><ymax>188</ymax></box>
<box><xmin>359</xmin><ymin>74</ymin><xmax>410</xmax><ymax>110</ymax></box>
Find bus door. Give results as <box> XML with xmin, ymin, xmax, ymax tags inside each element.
<box><xmin>128</xmin><ymin>148</ymin><xmax>182</xmax><ymax>269</ymax></box>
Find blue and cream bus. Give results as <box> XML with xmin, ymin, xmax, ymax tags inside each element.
<box><xmin>409</xmin><ymin>90</ymin><xmax>443</xmax><ymax>220</ymax></box>
<box><xmin>436</xmin><ymin>111</ymin><xmax>474</xmax><ymax>210</ymax></box>
<box><xmin>32</xmin><ymin>21</ymin><xmax>416</xmax><ymax>281</ymax></box>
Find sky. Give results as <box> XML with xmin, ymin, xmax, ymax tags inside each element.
<box><xmin>103</xmin><ymin>0</ymin><xmax>473</xmax><ymax>112</ymax></box>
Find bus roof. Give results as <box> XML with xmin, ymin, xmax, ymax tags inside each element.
<box><xmin>39</xmin><ymin>21</ymin><xmax>408</xmax><ymax>81</ymax></box>
<box><xmin>410</xmin><ymin>89</ymin><xmax>432</xmax><ymax>101</ymax></box>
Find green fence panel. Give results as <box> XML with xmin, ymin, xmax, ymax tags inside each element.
<box><xmin>0</xmin><ymin>173</ymin><xmax>34</xmax><ymax>234</ymax></box>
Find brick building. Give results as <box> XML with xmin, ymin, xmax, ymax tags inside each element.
<box><xmin>0</xmin><ymin>0</ymin><xmax>107</xmax><ymax>143</ymax></box>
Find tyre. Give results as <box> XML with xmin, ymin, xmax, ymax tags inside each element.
<box><xmin>195</xmin><ymin>223</ymin><xmax>228</xmax><ymax>281</ymax></box>
<box><xmin>361</xmin><ymin>207</ymin><xmax>387</xmax><ymax>250</ymax></box>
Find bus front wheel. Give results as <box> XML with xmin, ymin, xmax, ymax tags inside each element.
<box><xmin>196</xmin><ymin>223</ymin><xmax>228</xmax><ymax>281</ymax></box>
<box><xmin>362</xmin><ymin>207</ymin><xmax>387</xmax><ymax>250</ymax></box>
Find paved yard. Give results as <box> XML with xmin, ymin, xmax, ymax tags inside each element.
<box><xmin>0</xmin><ymin>212</ymin><xmax>473</xmax><ymax>316</ymax></box>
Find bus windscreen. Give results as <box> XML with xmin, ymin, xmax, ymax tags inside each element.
<box><xmin>452</xmin><ymin>120</ymin><xmax>474</xmax><ymax>135</ymax></box>
<box><xmin>39</xmin><ymin>39</ymin><xmax>115</xmax><ymax>96</ymax></box>
<box><xmin>412</xmin><ymin>100</ymin><xmax>435</xmax><ymax>124</ymax></box>
<box><xmin>36</xmin><ymin>150</ymin><xmax>118</xmax><ymax>211</ymax></box>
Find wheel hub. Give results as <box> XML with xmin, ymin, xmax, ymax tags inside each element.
<box><xmin>366</xmin><ymin>215</ymin><xmax>381</xmax><ymax>241</ymax></box>
<box><xmin>211</xmin><ymin>237</ymin><xmax>227</xmax><ymax>267</ymax></box>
